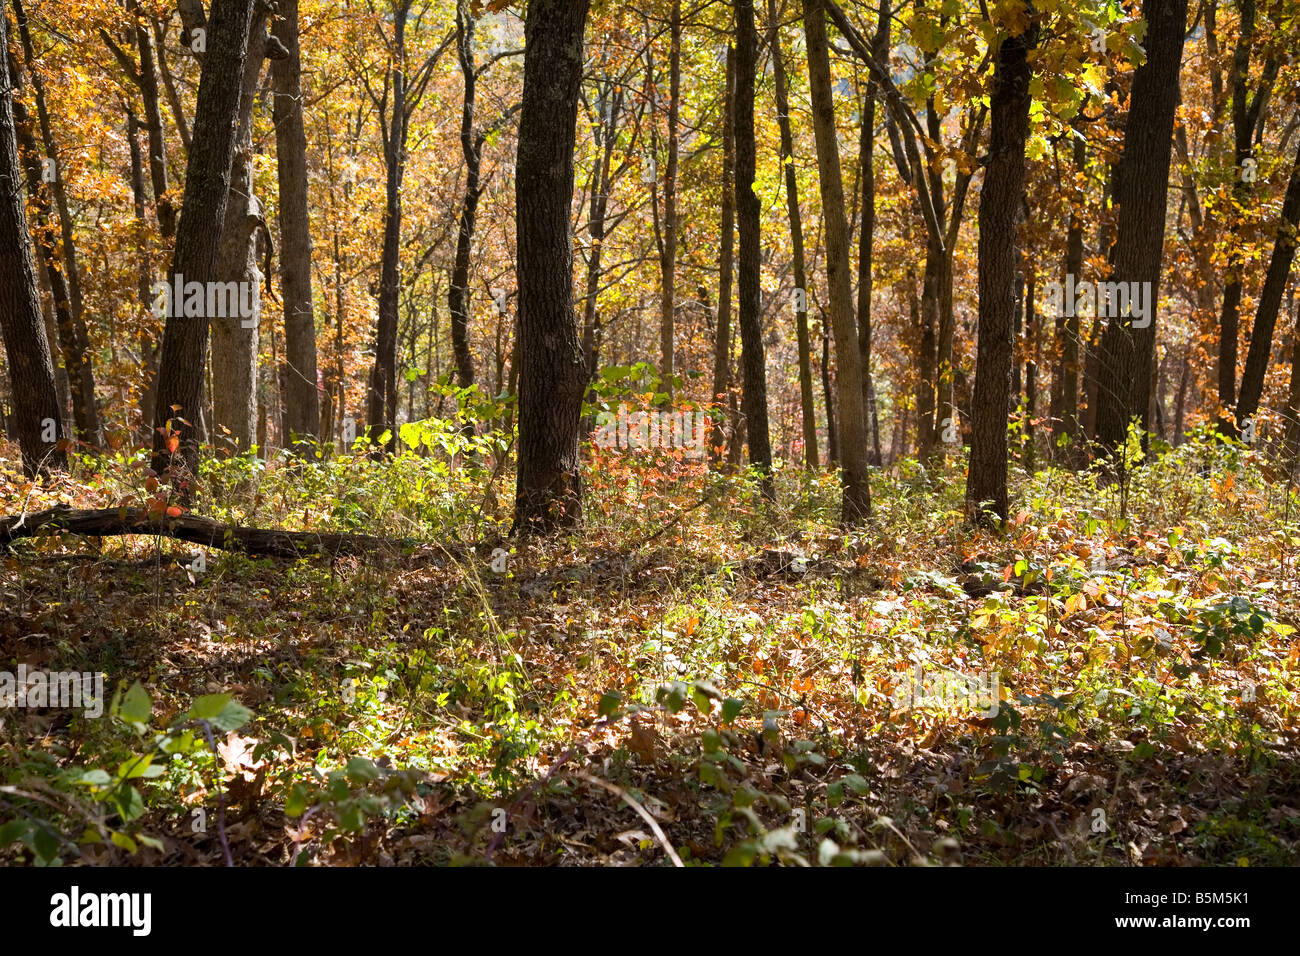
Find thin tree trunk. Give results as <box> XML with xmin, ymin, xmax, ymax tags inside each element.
<box><xmin>735</xmin><ymin>0</ymin><xmax>773</xmax><ymax>497</ymax></box>
<box><xmin>768</xmin><ymin>0</ymin><xmax>818</xmax><ymax>469</ymax></box>
<box><xmin>272</xmin><ymin>0</ymin><xmax>320</xmax><ymax>449</ymax></box>
<box><xmin>1236</xmin><ymin>138</ymin><xmax>1300</xmax><ymax>430</ymax></box>
<box><xmin>804</xmin><ymin>0</ymin><xmax>869</xmax><ymax>521</ymax></box>
<box><xmin>449</xmin><ymin>1</ymin><xmax>481</xmax><ymax>390</ymax></box>
<box><xmin>710</xmin><ymin>45</ymin><xmax>737</xmax><ymax>467</ymax></box>
<box><xmin>857</xmin><ymin>0</ymin><xmax>889</xmax><ymax>467</ymax></box>
<box><xmin>658</xmin><ymin>0</ymin><xmax>681</xmax><ymax>398</ymax></box>
<box><xmin>367</xmin><ymin>3</ymin><xmax>410</xmax><ymax>454</ymax></box>
<box><xmin>13</xmin><ymin>0</ymin><xmax>101</xmax><ymax>446</ymax></box>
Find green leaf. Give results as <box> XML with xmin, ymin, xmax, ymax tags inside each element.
<box><xmin>76</xmin><ymin>769</ymin><xmax>112</xmax><ymax>787</ymax></box>
<box><xmin>110</xmin><ymin>831</ymin><xmax>139</xmax><ymax>853</ymax></box>
<box><xmin>721</xmin><ymin>697</ymin><xmax>743</xmax><ymax>723</ymax></box>
<box><xmin>119</xmin><ymin>682</ymin><xmax>151</xmax><ymax>726</ymax></box>
<box><xmin>345</xmin><ymin>757</ymin><xmax>380</xmax><ymax>785</ymax></box>
<box><xmin>598</xmin><ymin>691</ymin><xmax>622</xmax><ymax>718</ymax></box>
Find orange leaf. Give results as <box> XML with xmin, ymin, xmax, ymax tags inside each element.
<box><xmin>166</xmin><ymin>436</ymin><xmax>180</xmax><ymax>454</ymax></box>
<box><xmin>166</xmin><ymin>506</ymin><xmax>182</xmax><ymax>518</ymax></box>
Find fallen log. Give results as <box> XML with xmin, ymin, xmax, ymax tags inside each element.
<box><xmin>0</xmin><ymin>506</ymin><xmax>407</xmax><ymax>559</ymax></box>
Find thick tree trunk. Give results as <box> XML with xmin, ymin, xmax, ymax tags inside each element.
<box><xmin>272</xmin><ymin>0</ymin><xmax>320</xmax><ymax>449</ymax></box>
<box><xmin>1093</xmin><ymin>0</ymin><xmax>1188</xmax><ymax>458</ymax></box>
<box><xmin>735</xmin><ymin>0</ymin><xmax>773</xmax><ymax>497</ymax></box>
<box><xmin>1236</xmin><ymin>139</ymin><xmax>1300</xmax><ymax>431</ymax></box>
<box><xmin>512</xmin><ymin>0</ymin><xmax>591</xmax><ymax>532</ymax></box>
<box><xmin>210</xmin><ymin>12</ymin><xmax>269</xmax><ymax>456</ymax></box>
<box><xmin>0</xmin><ymin>9</ymin><xmax>64</xmax><ymax>475</ymax></box>
<box><xmin>150</xmin><ymin>0</ymin><xmax>256</xmax><ymax>486</ymax></box>
<box><xmin>768</xmin><ymin>0</ymin><xmax>818</xmax><ymax>469</ymax></box>
<box><xmin>964</xmin><ymin>6</ymin><xmax>1036</xmax><ymax>524</ymax></box>
<box><xmin>804</xmin><ymin>0</ymin><xmax>869</xmax><ymax>521</ymax></box>
<box><xmin>710</xmin><ymin>46</ymin><xmax>737</xmax><ymax>468</ymax></box>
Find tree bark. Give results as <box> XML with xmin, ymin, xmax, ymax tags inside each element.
<box><xmin>709</xmin><ymin>46</ymin><xmax>737</xmax><ymax>468</ymax></box>
<box><xmin>804</xmin><ymin>0</ymin><xmax>869</xmax><ymax>521</ymax></box>
<box><xmin>449</xmin><ymin>1</ymin><xmax>481</xmax><ymax>390</ymax></box>
<box><xmin>769</xmin><ymin>0</ymin><xmax>819</xmax><ymax>469</ymax></box>
<box><xmin>658</xmin><ymin>0</ymin><xmax>681</xmax><ymax>398</ymax></box>
<box><xmin>1092</xmin><ymin>0</ymin><xmax>1188</xmax><ymax>459</ymax></box>
<box><xmin>734</xmin><ymin>0</ymin><xmax>774</xmax><ymax>498</ymax></box>
<box><xmin>0</xmin><ymin>7</ymin><xmax>64</xmax><ymax>475</ymax></box>
<box><xmin>1235</xmin><ymin>139</ymin><xmax>1300</xmax><ymax>431</ymax></box>
<box><xmin>1050</xmin><ymin>124</ymin><xmax>1085</xmax><ymax>466</ymax></box>
<box><xmin>367</xmin><ymin>2</ymin><xmax>410</xmax><ymax>454</ymax></box>
<box><xmin>272</xmin><ymin>0</ymin><xmax>320</xmax><ymax>449</ymax></box>
<box><xmin>13</xmin><ymin>0</ymin><xmax>101</xmax><ymax>446</ymax></box>
<box><xmin>965</xmin><ymin>5</ymin><xmax>1036</xmax><ymax>524</ymax></box>
<box><xmin>857</xmin><ymin>0</ymin><xmax>889</xmax><ymax>467</ymax></box>
<box><xmin>210</xmin><ymin>11</ymin><xmax>270</xmax><ymax>456</ymax></box>
<box><xmin>512</xmin><ymin>0</ymin><xmax>591</xmax><ymax>532</ymax></box>
<box><xmin>150</xmin><ymin>0</ymin><xmax>256</xmax><ymax>486</ymax></box>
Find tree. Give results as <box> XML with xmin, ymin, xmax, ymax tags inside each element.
<box><xmin>1091</xmin><ymin>0</ymin><xmax>1188</xmax><ymax>459</ymax></box>
<box><xmin>709</xmin><ymin>44</ymin><xmax>737</xmax><ymax>467</ymax></box>
<box><xmin>12</xmin><ymin>0</ymin><xmax>102</xmax><ymax>447</ymax></box>
<box><xmin>0</xmin><ymin>5</ymin><xmax>65</xmax><ymax>475</ymax></box>
<box><xmin>768</xmin><ymin>0</ymin><xmax>818</xmax><ymax>469</ymax></box>
<box><xmin>735</xmin><ymin>0</ymin><xmax>773</xmax><ymax>498</ymax></box>
<box><xmin>804</xmin><ymin>0</ymin><xmax>870</xmax><ymax>521</ymax></box>
<box><xmin>150</xmin><ymin>0</ymin><xmax>257</xmax><ymax>484</ymax></box>
<box><xmin>512</xmin><ymin>0</ymin><xmax>592</xmax><ymax>532</ymax></box>
<box><xmin>272</xmin><ymin>0</ymin><xmax>321</xmax><ymax>448</ymax></box>
<box><xmin>1235</xmin><ymin>139</ymin><xmax>1300</xmax><ymax>433</ymax></box>
<box><xmin>964</xmin><ymin>2</ymin><xmax>1037</xmax><ymax>524</ymax></box>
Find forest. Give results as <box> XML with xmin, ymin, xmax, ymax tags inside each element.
<box><xmin>0</xmin><ymin>0</ymin><xmax>1297</xmax><ymax>873</ymax></box>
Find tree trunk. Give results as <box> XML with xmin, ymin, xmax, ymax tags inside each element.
<box><xmin>367</xmin><ymin>3</ymin><xmax>410</xmax><ymax>455</ymax></box>
<box><xmin>0</xmin><ymin>8</ymin><xmax>64</xmax><ymax>475</ymax></box>
<box><xmin>150</xmin><ymin>0</ymin><xmax>256</xmax><ymax>485</ymax></box>
<box><xmin>126</xmin><ymin>108</ymin><xmax>160</xmax><ymax>442</ymax></box>
<box><xmin>512</xmin><ymin>0</ymin><xmax>591</xmax><ymax>532</ymax></box>
<box><xmin>1236</xmin><ymin>139</ymin><xmax>1300</xmax><ymax>431</ymax></box>
<box><xmin>658</xmin><ymin>0</ymin><xmax>681</xmax><ymax>398</ymax></box>
<box><xmin>1216</xmin><ymin>0</ymin><xmax>1275</xmax><ymax>433</ymax></box>
<box><xmin>1050</xmin><ymin>125</ymin><xmax>1085</xmax><ymax>466</ymax></box>
<box><xmin>13</xmin><ymin>0</ymin><xmax>101</xmax><ymax>446</ymax></box>
<box><xmin>272</xmin><ymin>0</ymin><xmax>320</xmax><ymax>449</ymax></box>
<box><xmin>804</xmin><ymin>0</ymin><xmax>869</xmax><ymax>521</ymax></box>
<box><xmin>210</xmin><ymin>12</ymin><xmax>270</xmax><ymax>456</ymax></box>
<box><xmin>735</xmin><ymin>0</ymin><xmax>774</xmax><ymax>497</ymax></box>
<box><xmin>449</xmin><ymin>1</ymin><xmax>480</xmax><ymax>390</ymax></box>
<box><xmin>710</xmin><ymin>45</ymin><xmax>737</xmax><ymax>468</ymax></box>
<box><xmin>857</xmin><ymin>0</ymin><xmax>889</xmax><ymax>468</ymax></box>
<box><xmin>965</xmin><ymin>5</ymin><xmax>1036</xmax><ymax>524</ymax></box>
<box><xmin>1092</xmin><ymin>0</ymin><xmax>1188</xmax><ymax>459</ymax></box>
<box><xmin>768</xmin><ymin>0</ymin><xmax>818</xmax><ymax>469</ymax></box>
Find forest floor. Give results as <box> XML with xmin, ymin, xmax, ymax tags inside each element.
<box><xmin>2</xmin><ymin>428</ymin><xmax>1299</xmax><ymax>866</ymax></box>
